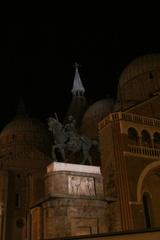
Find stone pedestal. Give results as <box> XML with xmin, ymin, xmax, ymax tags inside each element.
<box><xmin>43</xmin><ymin>162</ymin><xmax>108</xmax><ymax>239</ymax></box>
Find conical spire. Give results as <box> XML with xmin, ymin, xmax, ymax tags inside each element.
<box><xmin>64</xmin><ymin>63</ymin><xmax>87</xmax><ymax>129</ymax></box>
<box><xmin>72</xmin><ymin>62</ymin><xmax>85</xmax><ymax>96</ymax></box>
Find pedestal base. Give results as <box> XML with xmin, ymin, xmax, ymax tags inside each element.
<box><xmin>31</xmin><ymin>162</ymin><xmax>108</xmax><ymax>239</ymax></box>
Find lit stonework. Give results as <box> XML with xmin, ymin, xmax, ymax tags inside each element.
<box><xmin>1</xmin><ymin>53</ymin><xmax>160</xmax><ymax>239</ymax></box>
<box><xmin>30</xmin><ymin>162</ymin><xmax>108</xmax><ymax>239</ymax></box>
<box><xmin>68</xmin><ymin>175</ymin><xmax>95</xmax><ymax>196</ymax></box>
<box><xmin>99</xmin><ymin>111</ymin><xmax>160</xmax><ymax>231</ymax></box>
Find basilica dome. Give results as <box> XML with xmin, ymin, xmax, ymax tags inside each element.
<box><xmin>0</xmin><ymin>114</ymin><xmax>52</xmax><ymax>158</ymax></box>
<box><xmin>81</xmin><ymin>98</ymin><xmax>114</xmax><ymax>139</ymax></box>
<box><xmin>117</xmin><ymin>54</ymin><xmax>160</xmax><ymax>109</ymax></box>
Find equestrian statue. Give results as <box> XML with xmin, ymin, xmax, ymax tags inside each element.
<box><xmin>48</xmin><ymin>114</ymin><xmax>98</xmax><ymax>165</ymax></box>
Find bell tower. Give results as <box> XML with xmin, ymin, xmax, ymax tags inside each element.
<box><xmin>65</xmin><ymin>63</ymin><xmax>87</xmax><ymax>129</ymax></box>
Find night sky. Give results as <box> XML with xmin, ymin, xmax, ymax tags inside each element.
<box><xmin>0</xmin><ymin>22</ymin><xmax>160</xmax><ymax>129</ymax></box>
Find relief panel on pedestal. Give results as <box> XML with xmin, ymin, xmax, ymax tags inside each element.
<box><xmin>68</xmin><ymin>175</ymin><xmax>95</xmax><ymax>196</ymax></box>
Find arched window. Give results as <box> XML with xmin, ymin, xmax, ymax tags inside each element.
<box><xmin>143</xmin><ymin>192</ymin><xmax>153</xmax><ymax>229</ymax></box>
<box><xmin>141</xmin><ymin>130</ymin><xmax>151</xmax><ymax>147</ymax></box>
<box><xmin>153</xmin><ymin>132</ymin><xmax>160</xmax><ymax>148</ymax></box>
<box><xmin>128</xmin><ymin>127</ymin><xmax>139</xmax><ymax>145</ymax></box>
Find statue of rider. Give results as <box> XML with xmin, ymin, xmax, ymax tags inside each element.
<box><xmin>64</xmin><ymin>115</ymin><xmax>77</xmax><ymax>142</ymax></box>
<box><xmin>48</xmin><ymin>114</ymin><xmax>94</xmax><ymax>165</ymax></box>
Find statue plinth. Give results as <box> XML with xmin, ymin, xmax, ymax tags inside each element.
<box><xmin>31</xmin><ymin>162</ymin><xmax>108</xmax><ymax>238</ymax></box>
<box><xmin>47</xmin><ymin>161</ymin><xmax>101</xmax><ymax>174</ymax></box>
<box><xmin>45</xmin><ymin>162</ymin><xmax>103</xmax><ymax>199</ymax></box>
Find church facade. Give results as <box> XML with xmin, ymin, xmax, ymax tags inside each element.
<box><xmin>0</xmin><ymin>54</ymin><xmax>160</xmax><ymax>239</ymax></box>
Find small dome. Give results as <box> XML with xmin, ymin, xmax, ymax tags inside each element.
<box><xmin>0</xmin><ymin>115</ymin><xmax>52</xmax><ymax>156</ymax></box>
<box><xmin>81</xmin><ymin>98</ymin><xmax>114</xmax><ymax>139</ymax></box>
<box><xmin>117</xmin><ymin>54</ymin><xmax>160</xmax><ymax>108</ymax></box>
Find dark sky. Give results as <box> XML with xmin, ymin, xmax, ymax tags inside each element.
<box><xmin>0</xmin><ymin>22</ymin><xmax>160</xmax><ymax>129</ymax></box>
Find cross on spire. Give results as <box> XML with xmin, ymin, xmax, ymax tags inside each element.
<box><xmin>74</xmin><ymin>62</ymin><xmax>80</xmax><ymax>69</ymax></box>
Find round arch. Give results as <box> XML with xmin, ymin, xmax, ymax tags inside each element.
<box><xmin>128</xmin><ymin>127</ymin><xmax>139</xmax><ymax>145</ymax></box>
<box><xmin>137</xmin><ymin>161</ymin><xmax>160</xmax><ymax>202</ymax></box>
<box><xmin>141</xmin><ymin>129</ymin><xmax>151</xmax><ymax>147</ymax></box>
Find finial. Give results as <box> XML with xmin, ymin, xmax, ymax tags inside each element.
<box><xmin>74</xmin><ymin>62</ymin><xmax>80</xmax><ymax>70</ymax></box>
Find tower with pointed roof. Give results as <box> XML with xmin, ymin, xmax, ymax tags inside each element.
<box><xmin>64</xmin><ymin>63</ymin><xmax>88</xmax><ymax>129</ymax></box>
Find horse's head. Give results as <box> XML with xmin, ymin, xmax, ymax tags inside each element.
<box><xmin>48</xmin><ymin>117</ymin><xmax>55</xmax><ymax>131</ymax></box>
<box><xmin>48</xmin><ymin>117</ymin><xmax>65</xmax><ymax>141</ymax></box>
<box><xmin>48</xmin><ymin>117</ymin><xmax>60</xmax><ymax>132</ymax></box>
